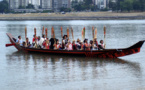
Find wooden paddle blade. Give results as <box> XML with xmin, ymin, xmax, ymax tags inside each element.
<box><xmin>83</xmin><ymin>27</ymin><xmax>85</xmax><ymax>40</ymax></box>
<box><xmin>34</xmin><ymin>28</ymin><xmax>36</xmax><ymax>36</ymax></box>
<box><xmin>61</xmin><ymin>26</ymin><xmax>63</xmax><ymax>38</ymax></box>
<box><xmin>45</xmin><ymin>28</ymin><xmax>48</xmax><ymax>38</ymax></box>
<box><xmin>67</xmin><ymin>28</ymin><xmax>69</xmax><ymax>39</ymax></box>
<box><xmin>81</xmin><ymin>29</ymin><xmax>84</xmax><ymax>42</ymax></box>
<box><xmin>94</xmin><ymin>28</ymin><xmax>97</xmax><ymax>38</ymax></box>
<box><xmin>104</xmin><ymin>26</ymin><xmax>106</xmax><ymax>48</ymax></box>
<box><xmin>71</xmin><ymin>27</ymin><xmax>74</xmax><ymax>40</ymax></box>
<box><xmin>104</xmin><ymin>26</ymin><xmax>106</xmax><ymax>35</ymax></box>
<box><xmin>92</xmin><ymin>26</ymin><xmax>94</xmax><ymax>39</ymax></box>
<box><xmin>25</xmin><ymin>27</ymin><xmax>27</xmax><ymax>38</ymax></box>
<box><xmin>51</xmin><ymin>27</ymin><xmax>53</xmax><ymax>38</ymax></box>
<box><xmin>52</xmin><ymin>27</ymin><xmax>55</xmax><ymax>38</ymax></box>
<box><xmin>42</xmin><ymin>26</ymin><xmax>44</xmax><ymax>35</ymax></box>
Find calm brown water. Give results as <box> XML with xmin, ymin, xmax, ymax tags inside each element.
<box><xmin>0</xmin><ymin>20</ymin><xmax>145</xmax><ymax>90</ymax></box>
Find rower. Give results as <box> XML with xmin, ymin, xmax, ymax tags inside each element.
<box><xmin>72</xmin><ymin>40</ymin><xmax>77</xmax><ymax>50</ymax></box>
<box><xmin>39</xmin><ymin>34</ymin><xmax>46</xmax><ymax>48</ymax></box>
<box><xmin>66</xmin><ymin>40</ymin><xmax>73</xmax><ymax>50</ymax></box>
<box><xmin>25</xmin><ymin>37</ymin><xmax>31</xmax><ymax>47</ymax></box>
<box><xmin>16</xmin><ymin>35</ymin><xmax>23</xmax><ymax>46</ymax></box>
<box><xmin>99</xmin><ymin>40</ymin><xmax>105</xmax><ymax>50</ymax></box>
<box><xmin>84</xmin><ymin>39</ymin><xmax>90</xmax><ymax>50</ymax></box>
<box><xmin>32</xmin><ymin>34</ymin><xmax>37</xmax><ymax>46</ymax></box>
<box><xmin>53</xmin><ymin>39</ymin><xmax>60</xmax><ymax>50</ymax></box>
<box><xmin>94</xmin><ymin>38</ymin><xmax>99</xmax><ymax>49</ymax></box>
<box><xmin>76</xmin><ymin>38</ymin><xmax>81</xmax><ymax>50</ymax></box>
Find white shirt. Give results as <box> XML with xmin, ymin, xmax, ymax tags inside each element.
<box><xmin>16</xmin><ymin>38</ymin><xmax>23</xmax><ymax>46</ymax></box>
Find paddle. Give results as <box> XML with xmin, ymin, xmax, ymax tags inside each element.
<box><xmin>52</xmin><ymin>26</ymin><xmax>56</xmax><ymax>48</ymax></box>
<box><xmin>67</xmin><ymin>28</ymin><xmax>69</xmax><ymax>39</ymax></box>
<box><xmin>25</xmin><ymin>27</ymin><xmax>27</xmax><ymax>39</ymax></box>
<box><xmin>93</xmin><ymin>28</ymin><xmax>97</xmax><ymax>49</ymax></box>
<box><xmin>52</xmin><ymin>26</ymin><xmax>55</xmax><ymax>39</ymax></box>
<box><xmin>25</xmin><ymin>27</ymin><xmax>27</xmax><ymax>47</ymax></box>
<box><xmin>83</xmin><ymin>27</ymin><xmax>85</xmax><ymax>40</ymax></box>
<box><xmin>34</xmin><ymin>28</ymin><xmax>37</xmax><ymax>48</ymax></box>
<box><xmin>61</xmin><ymin>26</ymin><xmax>63</xmax><ymax>38</ymax></box>
<box><xmin>34</xmin><ymin>28</ymin><xmax>36</xmax><ymax>36</ymax></box>
<box><xmin>94</xmin><ymin>28</ymin><xmax>97</xmax><ymax>39</ymax></box>
<box><xmin>104</xmin><ymin>26</ymin><xmax>106</xmax><ymax>49</ymax></box>
<box><xmin>5</xmin><ymin>43</ymin><xmax>15</xmax><ymax>47</ymax></box>
<box><xmin>42</xmin><ymin>26</ymin><xmax>44</xmax><ymax>36</ymax></box>
<box><xmin>45</xmin><ymin>28</ymin><xmax>49</xmax><ymax>49</ymax></box>
<box><xmin>71</xmin><ymin>27</ymin><xmax>74</xmax><ymax>40</ymax></box>
<box><xmin>92</xmin><ymin>26</ymin><xmax>94</xmax><ymax>39</ymax></box>
<box><xmin>45</xmin><ymin>28</ymin><xmax>48</xmax><ymax>38</ymax></box>
<box><xmin>81</xmin><ymin>28</ymin><xmax>84</xmax><ymax>42</ymax></box>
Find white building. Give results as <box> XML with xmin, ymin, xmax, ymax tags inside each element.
<box><xmin>9</xmin><ymin>0</ymin><xmax>29</xmax><ymax>9</ymax></box>
<box><xmin>40</xmin><ymin>0</ymin><xmax>52</xmax><ymax>9</ymax></box>
<box><xmin>94</xmin><ymin>0</ymin><xmax>109</xmax><ymax>9</ymax></box>
<box><xmin>53</xmin><ymin>0</ymin><xmax>71</xmax><ymax>11</ymax></box>
<box><xmin>9</xmin><ymin>0</ymin><xmax>19</xmax><ymax>9</ymax></box>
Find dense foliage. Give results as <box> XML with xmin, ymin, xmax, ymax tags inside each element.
<box><xmin>109</xmin><ymin>0</ymin><xmax>145</xmax><ymax>12</ymax></box>
<box><xmin>72</xmin><ymin>0</ymin><xmax>96</xmax><ymax>11</ymax></box>
<box><xmin>0</xmin><ymin>0</ymin><xmax>9</xmax><ymax>13</ymax></box>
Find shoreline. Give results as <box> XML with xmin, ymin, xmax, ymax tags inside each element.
<box><xmin>0</xmin><ymin>12</ymin><xmax>145</xmax><ymax>21</ymax></box>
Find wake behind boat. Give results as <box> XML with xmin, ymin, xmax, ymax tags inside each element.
<box><xmin>6</xmin><ymin>33</ymin><xmax>145</xmax><ymax>58</ymax></box>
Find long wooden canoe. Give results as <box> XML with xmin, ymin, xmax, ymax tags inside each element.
<box><xmin>6</xmin><ymin>33</ymin><xmax>145</xmax><ymax>58</ymax></box>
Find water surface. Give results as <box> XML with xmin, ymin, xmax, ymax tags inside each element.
<box><xmin>0</xmin><ymin>20</ymin><xmax>145</xmax><ymax>90</ymax></box>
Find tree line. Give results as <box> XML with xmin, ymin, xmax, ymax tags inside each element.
<box><xmin>109</xmin><ymin>0</ymin><xmax>145</xmax><ymax>12</ymax></box>
<box><xmin>0</xmin><ymin>0</ymin><xmax>9</xmax><ymax>13</ymax></box>
<box><xmin>71</xmin><ymin>0</ymin><xmax>97</xmax><ymax>11</ymax></box>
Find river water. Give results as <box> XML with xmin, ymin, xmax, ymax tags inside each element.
<box><xmin>0</xmin><ymin>20</ymin><xmax>145</xmax><ymax>90</ymax></box>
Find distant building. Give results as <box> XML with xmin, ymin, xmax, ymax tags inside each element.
<box><xmin>40</xmin><ymin>0</ymin><xmax>52</xmax><ymax>10</ymax></box>
<box><xmin>93</xmin><ymin>0</ymin><xmax>109</xmax><ymax>9</ymax></box>
<box><xmin>9</xmin><ymin>0</ymin><xmax>19</xmax><ymax>9</ymax></box>
<box><xmin>19</xmin><ymin>0</ymin><xmax>29</xmax><ymax>8</ymax></box>
<box><xmin>53</xmin><ymin>0</ymin><xmax>71</xmax><ymax>12</ymax></box>
<box><xmin>8</xmin><ymin>0</ymin><xmax>29</xmax><ymax>9</ymax></box>
<box><xmin>31</xmin><ymin>0</ymin><xmax>40</xmax><ymax>9</ymax></box>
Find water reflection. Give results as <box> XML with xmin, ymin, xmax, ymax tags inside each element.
<box><xmin>6</xmin><ymin>51</ymin><xmax>141</xmax><ymax>80</ymax></box>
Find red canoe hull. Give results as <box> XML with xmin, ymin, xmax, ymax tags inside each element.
<box><xmin>6</xmin><ymin>33</ymin><xmax>144</xmax><ymax>58</ymax></box>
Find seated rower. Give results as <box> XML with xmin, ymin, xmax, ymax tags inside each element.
<box><xmin>92</xmin><ymin>39</ymin><xmax>99</xmax><ymax>50</ymax></box>
<box><xmin>39</xmin><ymin>34</ymin><xmax>46</xmax><ymax>48</ymax></box>
<box><xmin>66</xmin><ymin>40</ymin><xmax>73</xmax><ymax>50</ymax></box>
<box><xmin>89</xmin><ymin>40</ymin><xmax>93</xmax><ymax>50</ymax></box>
<box><xmin>84</xmin><ymin>39</ymin><xmax>90</xmax><ymax>50</ymax></box>
<box><xmin>80</xmin><ymin>42</ymin><xmax>84</xmax><ymax>50</ymax></box>
<box><xmin>25</xmin><ymin>38</ymin><xmax>31</xmax><ymax>48</ymax></box>
<box><xmin>16</xmin><ymin>35</ymin><xmax>23</xmax><ymax>46</ymax></box>
<box><xmin>36</xmin><ymin>36</ymin><xmax>41</xmax><ymax>48</ymax></box>
<box><xmin>76</xmin><ymin>38</ymin><xmax>81</xmax><ymax>50</ymax></box>
<box><xmin>32</xmin><ymin>35</ymin><xmax>38</xmax><ymax>47</ymax></box>
<box><xmin>72</xmin><ymin>40</ymin><xmax>77</xmax><ymax>50</ymax></box>
<box><xmin>94</xmin><ymin>38</ymin><xmax>99</xmax><ymax>48</ymax></box>
<box><xmin>22</xmin><ymin>42</ymin><xmax>26</xmax><ymax>47</ymax></box>
<box><xmin>62</xmin><ymin>35</ymin><xmax>68</xmax><ymax>45</ymax></box>
<box><xmin>43</xmin><ymin>38</ymin><xmax>49</xmax><ymax>49</ymax></box>
<box><xmin>62</xmin><ymin>35</ymin><xmax>68</xmax><ymax>49</ymax></box>
<box><xmin>50</xmin><ymin>37</ymin><xmax>56</xmax><ymax>49</ymax></box>
<box><xmin>99</xmin><ymin>40</ymin><xmax>105</xmax><ymax>50</ymax></box>
<box><xmin>53</xmin><ymin>39</ymin><xmax>60</xmax><ymax>50</ymax></box>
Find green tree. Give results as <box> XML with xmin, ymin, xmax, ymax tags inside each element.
<box><xmin>18</xmin><ymin>6</ymin><xmax>25</xmax><ymax>9</ymax></box>
<box><xmin>110</xmin><ymin>0</ymin><xmax>145</xmax><ymax>12</ymax></box>
<box><xmin>60</xmin><ymin>7</ymin><xmax>71</xmax><ymax>12</ymax></box>
<box><xmin>0</xmin><ymin>0</ymin><xmax>9</xmax><ymax>13</ymax></box>
<box><xmin>26</xmin><ymin>4</ymin><xmax>34</xmax><ymax>9</ymax></box>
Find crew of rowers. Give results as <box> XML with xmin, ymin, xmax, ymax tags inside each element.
<box><xmin>16</xmin><ymin>34</ymin><xmax>105</xmax><ymax>50</ymax></box>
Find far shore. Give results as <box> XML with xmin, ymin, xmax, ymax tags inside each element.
<box><xmin>0</xmin><ymin>12</ymin><xmax>145</xmax><ymax>20</ymax></box>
